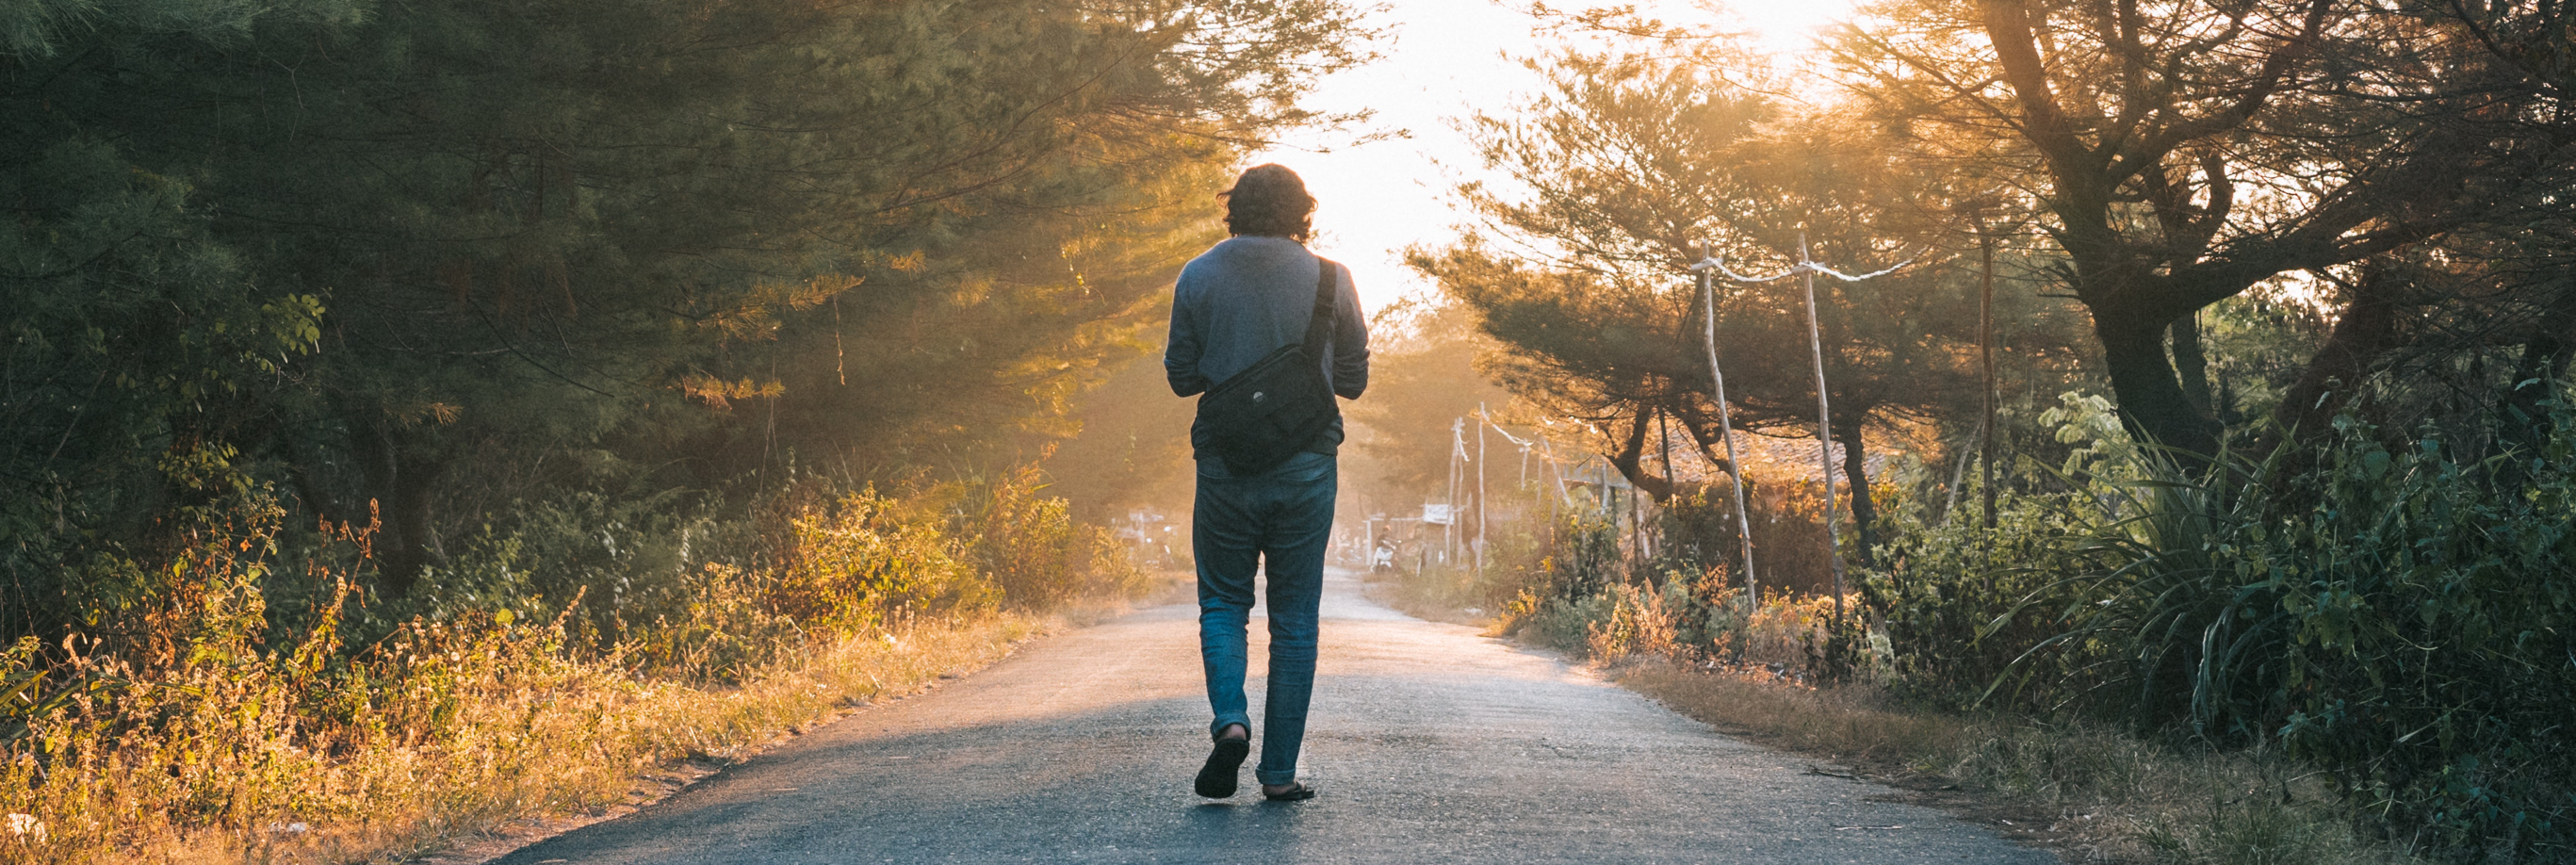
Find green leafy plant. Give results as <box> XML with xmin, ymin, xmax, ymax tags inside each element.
<box><xmin>1878</xmin><ymin>388</ymin><xmax>2576</xmax><ymax>861</ymax></box>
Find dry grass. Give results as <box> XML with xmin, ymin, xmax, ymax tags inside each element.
<box><xmin>1618</xmin><ymin>662</ymin><xmax>2417</xmax><ymax>865</ymax></box>
<box><xmin>2</xmin><ymin>611</ymin><xmax>1044</xmax><ymax>865</ymax></box>
<box><xmin>1</xmin><ymin>476</ymin><xmax>1175</xmax><ymax>865</ymax></box>
<box><xmin>1618</xmin><ymin>664</ymin><xmax>1974</xmax><ymax>768</ymax></box>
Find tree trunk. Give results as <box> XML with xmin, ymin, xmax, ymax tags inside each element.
<box><xmin>1605</xmin><ymin>405</ymin><xmax>1674</xmax><ymax>504</ymax></box>
<box><xmin>2170</xmin><ymin>313</ymin><xmax>2214</xmax><ymax>418</ymax></box>
<box><xmin>2098</xmin><ymin>315</ymin><xmax>2224</xmax><ymax>461</ymax></box>
<box><xmin>352</xmin><ymin>416</ymin><xmax>449</xmax><ymax>598</ymax></box>
<box><xmin>1668</xmin><ymin>401</ymin><xmax>1741</xmax><ymax>481</ymax></box>
<box><xmin>2274</xmin><ymin>268</ymin><xmax>2405</xmax><ymax>443</ymax></box>
<box><xmin>1979</xmin><ymin>220</ymin><xmax>1998</xmax><ymax>530</ymax></box>
<box><xmin>1834</xmin><ymin>420</ymin><xmax>1879</xmax><ymax>569</ymax></box>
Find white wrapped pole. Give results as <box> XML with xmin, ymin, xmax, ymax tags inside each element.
<box><xmin>1690</xmin><ymin>241</ymin><xmax>1760</xmax><ymax>614</ymax></box>
<box><xmin>1795</xmin><ymin>232</ymin><xmax>1849</xmax><ymax>625</ymax></box>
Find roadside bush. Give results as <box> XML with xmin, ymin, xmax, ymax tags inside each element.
<box><xmin>1869</xmin><ymin>478</ymin><xmax>2086</xmax><ymax>711</ymax></box>
<box><xmin>1545</xmin><ymin>503</ymin><xmax>1627</xmax><ymax>601</ymax></box>
<box><xmin>1585</xmin><ymin>580</ymin><xmax>1679</xmax><ymax>662</ymax></box>
<box><xmin>966</xmin><ymin>464</ymin><xmax>1149</xmax><ymax>611</ymax></box>
<box><xmin>446</xmin><ymin>488</ymin><xmax>733</xmax><ymax>654</ymax></box>
<box><xmin>1650</xmin><ymin>485</ymin><xmax>1742</xmax><ymax>585</ymax></box>
<box><xmin>1467</xmin><ymin>491</ymin><xmax>1868</xmax><ymax>672</ymax></box>
<box><xmin>0</xmin><ymin>497</ymin><xmax>643</xmax><ymax>864</ymax></box>
<box><xmin>770</xmin><ymin>487</ymin><xmax>996</xmax><ymax>632</ymax></box>
<box><xmin>1494</xmin><ymin>503</ymin><xmax>1626</xmax><ymax>648</ymax></box>
<box><xmin>2264</xmin><ymin>411</ymin><xmax>2574</xmax><ymax>861</ymax></box>
<box><xmin>0</xmin><ymin>459</ymin><xmax>1138</xmax><ymax>864</ymax></box>
<box><xmin>1511</xmin><ymin>589</ymin><xmax>1613</xmax><ymax>654</ymax></box>
<box><xmin>1875</xmin><ymin>389</ymin><xmax>2576</xmax><ymax>862</ymax></box>
<box><xmin>1874</xmin><ymin>394</ymin><xmax>2279</xmax><ymax>722</ymax></box>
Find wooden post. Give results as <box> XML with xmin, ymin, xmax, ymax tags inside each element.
<box><xmin>1697</xmin><ymin>240</ymin><xmax>1760</xmax><ymax>612</ymax></box>
<box><xmin>1476</xmin><ymin>404</ymin><xmax>1489</xmax><ymax>571</ymax></box>
<box><xmin>1447</xmin><ymin>417</ymin><xmax>1464</xmax><ymax>565</ymax></box>
<box><xmin>1796</xmin><ymin>232</ymin><xmax>1849</xmax><ymax>624</ymax></box>
<box><xmin>1978</xmin><ymin>217</ymin><xmax>1999</xmax><ymax>532</ymax></box>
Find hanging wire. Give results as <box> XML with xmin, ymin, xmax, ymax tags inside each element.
<box><xmin>1693</xmin><ymin>252</ymin><xmax>1925</xmax><ymax>284</ymax></box>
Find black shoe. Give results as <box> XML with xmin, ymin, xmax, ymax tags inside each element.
<box><xmin>1261</xmin><ymin>781</ymin><xmax>1316</xmax><ymax>802</ymax></box>
<box><xmin>1194</xmin><ymin>737</ymin><xmax>1250</xmax><ymax>798</ymax></box>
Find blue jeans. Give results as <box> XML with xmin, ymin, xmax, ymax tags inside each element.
<box><xmin>1194</xmin><ymin>450</ymin><xmax>1335</xmax><ymax>787</ymax></box>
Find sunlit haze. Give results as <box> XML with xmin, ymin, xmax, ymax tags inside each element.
<box><xmin>1240</xmin><ymin>0</ymin><xmax>1861</xmax><ymax>318</ymax></box>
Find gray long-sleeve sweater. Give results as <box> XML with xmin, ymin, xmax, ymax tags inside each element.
<box><xmin>1164</xmin><ymin>235</ymin><xmax>1371</xmax><ymax>460</ymax></box>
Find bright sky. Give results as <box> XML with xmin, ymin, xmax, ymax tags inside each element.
<box><xmin>1243</xmin><ymin>0</ymin><xmax>1860</xmax><ymax>318</ymax></box>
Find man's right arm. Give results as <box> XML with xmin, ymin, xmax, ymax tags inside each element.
<box><xmin>1165</xmin><ymin>278</ymin><xmax>1208</xmax><ymax>397</ymax></box>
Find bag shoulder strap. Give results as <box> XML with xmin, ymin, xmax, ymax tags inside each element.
<box><xmin>1302</xmin><ymin>255</ymin><xmax>1337</xmax><ymax>349</ymax></box>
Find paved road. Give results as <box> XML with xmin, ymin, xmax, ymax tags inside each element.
<box><xmin>494</xmin><ymin>569</ymin><xmax>2055</xmax><ymax>864</ymax></box>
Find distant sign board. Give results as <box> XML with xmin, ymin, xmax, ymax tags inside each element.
<box><xmin>1421</xmin><ymin>503</ymin><xmax>1457</xmax><ymax>526</ymax></box>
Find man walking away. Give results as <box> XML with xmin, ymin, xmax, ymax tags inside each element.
<box><xmin>1164</xmin><ymin>164</ymin><xmax>1369</xmax><ymax>801</ymax></box>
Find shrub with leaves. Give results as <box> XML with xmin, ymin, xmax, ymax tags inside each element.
<box><xmin>1876</xmin><ymin>389</ymin><xmax>2576</xmax><ymax>861</ymax></box>
<box><xmin>2265</xmin><ymin>410</ymin><xmax>2574</xmax><ymax>860</ymax></box>
<box><xmin>769</xmin><ymin>488</ymin><xmax>996</xmax><ymax>634</ymax></box>
<box><xmin>966</xmin><ymin>464</ymin><xmax>1149</xmax><ymax>611</ymax></box>
<box><xmin>0</xmin><ymin>476</ymin><xmax>1072</xmax><ymax>865</ymax></box>
<box><xmin>1585</xmin><ymin>580</ymin><xmax>1681</xmax><ymax>663</ymax></box>
<box><xmin>1494</xmin><ymin>504</ymin><xmax>1626</xmax><ymax>645</ymax></box>
<box><xmin>1874</xmin><ymin>394</ymin><xmax>2151</xmax><ymax>712</ymax></box>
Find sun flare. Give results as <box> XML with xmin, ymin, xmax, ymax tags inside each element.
<box><xmin>1244</xmin><ymin>0</ymin><xmax>1871</xmax><ymax>311</ymax></box>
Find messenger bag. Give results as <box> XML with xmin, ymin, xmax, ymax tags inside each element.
<box><xmin>1196</xmin><ymin>256</ymin><xmax>1340</xmax><ymax>476</ymax></box>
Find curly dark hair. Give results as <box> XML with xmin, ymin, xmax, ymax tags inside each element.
<box><xmin>1220</xmin><ymin>163</ymin><xmax>1315</xmax><ymax>242</ymax></box>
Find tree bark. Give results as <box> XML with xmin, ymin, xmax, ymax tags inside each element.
<box><xmin>1666</xmin><ymin>401</ymin><xmax>1743</xmax><ymax>482</ymax></box>
<box><xmin>2170</xmin><ymin>313</ymin><xmax>2214</xmax><ymax>418</ymax></box>
<box><xmin>2274</xmin><ymin>267</ymin><xmax>2405</xmax><ymax>443</ymax></box>
<box><xmin>1834</xmin><ymin>420</ymin><xmax>1880</xmax><ymax>569</ymax></box>
<box><xmin>1605</xmin><ymin>405</ymin><xmax>1674</xmax><ymax>504</ymax></box>
<box><xmin>352</xmin><ymin>416</ymin><xmax>449</xmax><ymax>598</ymax></box>
<box><xmin>1979</xmin><ymin>219</ymin><xmax>1998</xmax><ymax>530</ymax></box>
<box><xmin>2098</xmin><ymin>315</ymin><xmax>2225</xmax><ymax>459</ymax></box>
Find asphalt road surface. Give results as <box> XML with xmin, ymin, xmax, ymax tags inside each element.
<box><xmin>492</xmin><ymin>569</ymin><xmax>2055</xmax><ymax>864</ymax></box>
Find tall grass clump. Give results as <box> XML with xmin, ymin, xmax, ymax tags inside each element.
<box><xmin>1874</xmin><ymin>390</ymin><xmax>2576</xmax><ymax>862</ymax></box>
<box><xmin>0</xmin><ymin>462</ymin><xmax>1142</xmax><ymax>865</ymax></box>
<box><xmin>965</xmin><ymin>463</ymin><xmax>1150</xmax><ymax>611</ymax></box>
